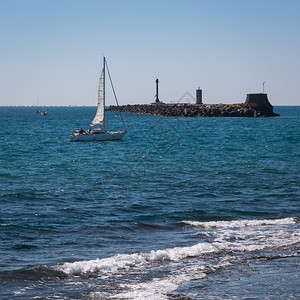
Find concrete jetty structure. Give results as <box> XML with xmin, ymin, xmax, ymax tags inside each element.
<box><xmin>107</xmin><ymin>91</ymin><xmax>279</xmax><ymax>117</ymax></box>
<box><xmin>244</xmin><ymin>93</ymin><xmax>275</xmax><ymax>116</ymax></box>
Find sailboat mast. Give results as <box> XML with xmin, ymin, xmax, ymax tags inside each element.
<box><xmin>103</xmin><ymin>56</ymin><xmax>106</xmax><ymax>130</ymax></box>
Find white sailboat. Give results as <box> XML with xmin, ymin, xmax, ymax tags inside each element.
<box><xmin>70</xmin><ymin>57</ymin><xmax>127</xmax><ymax>142</ymax></box>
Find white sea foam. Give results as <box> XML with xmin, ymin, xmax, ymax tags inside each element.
<box><xmin>90</xmin><ymin>265</ymin><xmax>207</xmax><ymax>300</ymax></box>
<box><xmin>111</xmin><ymin>271</ymin><xmax>204</xmax><ymax>300</ymax></box>
<box><xmin>56</xmin><ymin>242</ymin><xmax>217</xmax><ymax>275</ymax></box>
<box><xmin>56</xmin><ymin>217</ymin><xmax>300</xmax><ymax>277</ymax></box>
<box><xmin>181</xmin><ymin>217</ymin><xmax>296</xmax><ymax>229</ymax></box>
<box><xmin>55</xmin><ymin>217</ymin><xmax>300</xmax><ymax>299</ymax></box>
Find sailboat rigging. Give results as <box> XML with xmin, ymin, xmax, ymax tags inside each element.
<box><xmin>70</xmin><ymin>57</ymin><xmax>127</xmax><ymax>142</ymax></box>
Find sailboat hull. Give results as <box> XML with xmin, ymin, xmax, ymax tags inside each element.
<box><xmin>70</xmin><ymin>130</ymin><xmax>127</xmax><ymax>142</ymax></box>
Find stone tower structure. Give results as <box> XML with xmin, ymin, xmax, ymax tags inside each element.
<box><xmin>196</xmin><ymin>88</ymin><xmax>202</xmax><ymax>104</ymax></box>
<box><xmin>155</xmin><ymin>78</ymin><xmax>160</xmax><ymax>103</ymax></box>
<box><xmin>243</xmin><ymin>93</ymin><xmax>275</xmax><ymax>115</ymax></box>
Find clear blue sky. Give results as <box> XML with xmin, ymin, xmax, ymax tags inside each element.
<box><xmin>0</xmin><ymin>0</ymin><xmax>299</xmax><ymax>106</ymax></box>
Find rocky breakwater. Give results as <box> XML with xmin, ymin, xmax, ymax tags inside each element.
<box><xmin>107</xmin><ymin>93</ymin><xmax>279</xmax><ymax>117</ymax></box>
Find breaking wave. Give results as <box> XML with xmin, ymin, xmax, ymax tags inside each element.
<box><xmin>55</xmin><ymin>217</ymin><xmax>300</xmax><ymax>277</ymax></box>
<box><xmin>181</xmin><ymin>217</ymin><xmax>297</xmax><ymax>229</ymax></box>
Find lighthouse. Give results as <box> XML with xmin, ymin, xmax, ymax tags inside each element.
<box><xmin>155</xmin><ymin>78</ymin><xmax>160</xmax><ymax>103</ymax></box>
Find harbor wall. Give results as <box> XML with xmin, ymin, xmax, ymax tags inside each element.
<box><xmin>107</xmin><ymin>93</ymin><xmax>279</xmax><ymax>117</ymax></box>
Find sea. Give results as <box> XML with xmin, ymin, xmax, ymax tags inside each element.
<box><xmin>0</xmin><ymin>106</ymin><xmax>299</xmax><ymax>299</ymax></box>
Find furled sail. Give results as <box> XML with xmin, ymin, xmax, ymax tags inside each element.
<box><xmin>91</xmin><ymin>69</ymin><xmax>105</xmax><ymax>126</ymax></box>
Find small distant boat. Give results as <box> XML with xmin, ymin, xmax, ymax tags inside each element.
<box><xmin>70</xmin><ymin>57</ymin><xmax>127</xmax><ymax>142</ymax></box>
<box><xmin>35</xmin><ymin>97</ymin><xmax>40</xmax><ymax>113</ymax></box>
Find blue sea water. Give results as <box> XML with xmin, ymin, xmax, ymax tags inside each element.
<box><xmin>0</xmin><ymin>106</ymin><xmax>299</xmax><ymax>299</ymax></box>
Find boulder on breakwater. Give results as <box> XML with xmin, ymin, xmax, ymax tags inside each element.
<box><xmin>107</xmin><ymin>93</ymin><xmax>279</xmax><ymax>117</ymax></box>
